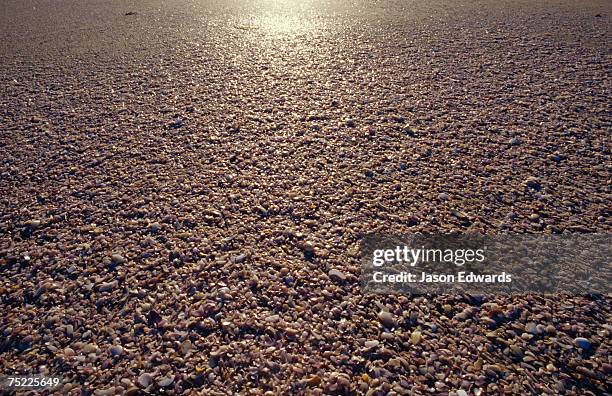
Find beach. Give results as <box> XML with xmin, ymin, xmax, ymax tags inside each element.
<box><xmin>0</xmin><ymin>0</ymin><xmax>610</xmax><ymax>394</ymax></box>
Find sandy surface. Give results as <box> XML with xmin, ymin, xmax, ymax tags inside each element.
<box><xmin>0</xmin><ymin>0</ymin><xmax>611</xmax><ymax>394</ymax></box>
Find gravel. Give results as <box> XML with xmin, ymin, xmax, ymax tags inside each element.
<box><xmin>0</xmin><ymin>0</ymin><xmax>610</xmax><ymax>394</ymax></box>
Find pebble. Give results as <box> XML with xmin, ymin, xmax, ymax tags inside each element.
<box><xmin>149</xmin><ymin>222</ymin><xmax>161</xmax><ymax>233</ymax></box>
<box><xmin>99</xmin><ymin>280</ymin><xmax>118</xmax><ymax>292</ymax></box>
<box><xmin>109</xmin><ymin>345</ymin><xmax>123</xmax><ymax>357</ymax></box>
<box><xmin>111</xmin><ymin>254</ymin><xmax>126</xmax><ymax>265</ymax></box>
<box><xmin>180</xmin><ymin>340</ymin><xmax>192</xmax><ymax>354</ymax></box>
<box><xmin>524</xmin><ymin>176</ymin><xmax>541</xmax><ymax>190</ymax></box>
<box><xmin>306</xmin><ymin>375</ymin><xmax>321</xmax><ymax>386</ymax></box>
<box><xmin>403</xmin><ymin>126</ymin><xmax>416</xmax><ymax>136</ymax></box>
<box><xmin>455</xmin><ymin>307</ymin><xmax>474</xmax><ymax>321</ymax></box>
<box><xmin>125</xmin><ymin>388</ymin><xmax>140</xmax><ymax>396</ymax></box>
<box><xmin>364</xmin><ymin>340</ymin><xmax>380</xmax><ymax>348</ymax></box>
<box><xmin>301</xmin><ymin>242</ymin><xmax>316</xmax><ymax>256</ymax></box>
<box><xmin>169</xmin><ymin>118</ymin><xmax>183</xmax><ymax>129</ymax></box>
<box><xmin>266</xmin><ymin>314</ymin><xmax>281</xmax><ymax>323</ymax></box>
<box><xmin>525</xmin><ymin>322</ymin><xmax>539</xmax><ymax>334</ymax></box>
<box><xmin>137</xmin><ymin>373</ymin><xmax>153</xmax><ymax>387</ymax></box>
<box><xmin>574</xmin><ymin>337</ymin><xmax>591</xmax><ymax>349</ymax></box>
<box><xmin>328</xmin><ymin>269</ymin><xmax>347</xmax><ymax>281</ymax></box>
<box><xmin>157</xmin><ymin>376</ymin><xmax>174</xmax><ymax>387</ymax></box>
<box><xmin>378</xmin><ymin>310</ymin><xmax>396</xmax><ymax>328</ymax></box>
<box><xmin>82</xmin><ymin>343</ymin><xmax>99</xmax><ymax>354</ymax></box>
<box><xmin>94</xmin><ymin>387</ymin><xmax>115</xmax><ymax>396</ymax></box>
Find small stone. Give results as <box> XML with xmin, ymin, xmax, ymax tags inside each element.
<box><xmin>285</xmin><ymin>328</ymin><xmax>299</xmax><ymax>338</ymax></box>
<box><xmin>378</xmin><ymin>311</ymin><xmax>396</xmax><ymax>328</ymax></box>
<box><xmin>455</xmin><ymin>307</ymin><xmax>474</xmax><ymax>321</ymax></box>
<box><xmin>450</xmin><ymin>208</ymin><xmax>470</xmax><ymax>220</ymax></box>
<box><xmin>138</xmin><ymin>373</ymin><xmax>153</xmax><ymax>387</ymax></box>
<box><xmin>94</xmin><ymin>387</ymin><xmax>115</xmax><ymax>396</ymax></box>
<box><xmin>27</xmin><ymin>219</ymin><xmax>42</xmax><ymax>228</ymax></box>
<box><xmin>306</xmin><ymin>375</ymin><xmax>321</xmax><ymax>386</ymax></box>
<box><xmin>82</xmin><ymin>343</ymin><xmax>98</xmax><ymax>354</ymax></box>
<box><xmin>180</xmin><ymin>340</ymin><xmax>192</xmax><ymax>354</ymax></box>
<box><xmin>509</xmin><ymin>137</ymin><xmax>521</xmax><ymax>145</ymax></box>
<box><xmin>525</xmin><ymin>322</ymin><xmax>539</xmax><ymax>334</ymax></box>
<box><xmin>169</xmin><ymin>118</ymin><xmax>183</xmax><ymax>129</ymax></box>
<box><xmin>411</xmin><ymin>330</ymin><xmax>422</xmax><ymax>344</ymax></box>
<box><xmin>524</xmin><ymin>177</ymin><xmax>541</xmax><ymax>190</ymax></box>
<box><xmin>404</xmin><ymin>126</ymin><xmax>416</xmax><ymax>136</ymax></box>
<box><xmin>574</xmin><ymin>337</ymin><xmax>591</xmax><ymax>349</ymax></box>
<box><xmin>109</xmin><ymin>345</ymin><xmax>123</xmax><ymax>357</ymax></box>
<box><xmin>301</xmin><ymin>242</ymin><xmax>316</xmax><ymax>255</ymax></box>
<box><xmin>438</xmin><ymin>192</ymin><xmax>449</xmax><ymax>201</ymax></box>
<box><xmin>99</xmin><ymin>280</ymin><xmax>118</xmax><ymax>292</ymax></box>
<box><xmin>510</xmin><ymin>345</ymin><xmax>523</xmax><ymax>357</ymax></box>
<box><xmin>111</xmin><ymin>254</ymin><xmax>126</xmax><ymax>265</ymax></box>
<box><xmin>364</xmin><ymin>340</ymin><xmax>379</xmax><ymax>348</ymax></box>
<box><xmin>388</xmin><ymin>358</ymin><xmax>402</xmax><ymax>369</ymax></box>
<box><xmin>266</xmin><ymin>314</ymin><xmax>280</xmax><ymax>323</ymax></box>
<box><xmin>125</xmin><ymin>387</ymin><xmax>140</xmax><ymax>396</ymax></box>
<box><xmin>328</xmin><ymin>269</ymin><xmax>347</xmax><ymax>282</ymax></box>
<box><xmin>457</xmin><ymin>390</ymin><xmax>468</xmax><ymax>396</ymax></box>
<box><xmin>157</xmin><ymin>376</ymin><xmax>174</xmax><ymax>387</ymax></box>
<box><xmin>345</xmin><ymin>118</ymin><xmax>355</xmax><ymax>127</ymax></box>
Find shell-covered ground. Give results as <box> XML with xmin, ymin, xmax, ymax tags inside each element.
<box><xmin>0</xmin><ymin>0</ymin><xmax>610</xmax><ymax>395</ymax></box>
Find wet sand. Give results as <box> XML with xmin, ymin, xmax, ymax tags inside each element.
<box><xmin>0</xmin><ymin>0</ymin><xmax>610</xmax><ymax>394</ymax></box>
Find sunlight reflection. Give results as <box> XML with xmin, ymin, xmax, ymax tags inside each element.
<box><xmin>236</xmin><ymin>13</ymin><xmax>322</xmax><ymax>36</ymax></box>
<box><xmin>229</xmin><ymin>0</ymin><xmax>331</xmax><ymax>39</ymax></box>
